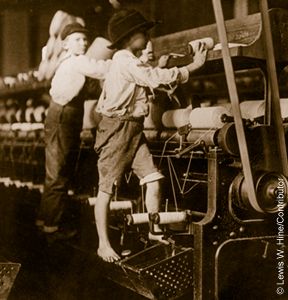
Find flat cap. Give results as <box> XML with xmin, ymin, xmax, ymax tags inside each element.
<box><xmin>60</xmin><ymin>22</ymin><xmax>88</xmax><ymax>40</ymax></box>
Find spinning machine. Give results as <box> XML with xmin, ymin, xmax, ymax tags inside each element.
<box><xmin>88</xmin><ymin>1</ymin><xmax>288</xmax><ymax>299</ymax></box>
<box><xmin>0</xmin><ymin>0</ymin><xmax>288</xmax><ymax>299</ymax></box>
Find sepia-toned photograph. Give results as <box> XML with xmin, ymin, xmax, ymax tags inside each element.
<box><xmin>0</xmin><ymin>0</ymin><xmax>287</xmax><ymax>299</ymax></box>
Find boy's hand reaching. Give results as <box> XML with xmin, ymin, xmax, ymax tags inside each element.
<box><xmin>157</xmin><ymin>54</ymin><xmax>170</xmax><ymax>68</ymax></box>
<box><xmin>186</xmin><ymin>42</ymin><xmax>208</xmax><ymax>73</ymax></box>
<box><xmin>140</xmin><ymin>41</ymin><xmax>154</xmax><ymax>63</ymax></box>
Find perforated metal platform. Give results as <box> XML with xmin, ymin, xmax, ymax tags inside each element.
<box><xmin>0</xmin><ymin>263</ymin><xmax>21</xmax><ymax>300</ymax></box>
<box><xmin>106</xmin><ymin>244</ymin><xmax>193</xmax><ymax>299</ymax></box>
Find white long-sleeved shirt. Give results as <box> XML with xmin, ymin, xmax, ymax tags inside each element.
<box><xmin>96</xmin><ymin>49</ymin><xmax>189</xmax><ymax>117</ymax></box>
<box><xmin>50</xmin><ymin>53</ymin><xmax>111</xmax><ymax>106</ymax></box>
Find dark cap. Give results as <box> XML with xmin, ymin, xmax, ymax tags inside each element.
<box><xmin>108</xmin><ymin>9</ymin><xmax>157</xmax><ymax>49</ymax></box>
<box><xmin>60</xmin><ymin>22</ymin><xmax>88</xmax><ymax>40</ymax></box>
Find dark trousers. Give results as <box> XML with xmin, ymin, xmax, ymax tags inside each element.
<box><xmin>38</xmin><ymin>101</ymin><xmax>83</xmax><ymax>227</ymax></box>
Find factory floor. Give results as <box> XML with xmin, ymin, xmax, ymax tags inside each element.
<box><xmin>2</xmin><ymin>236</ymin><xmax>148</xmax><ymax>300</ymax></box>
<box><xmin>1</xmin><ymin>235</ymin><xmax>117</xmax><ymax>300</ymax></box>
<box><xmin>0</xmin><ymin>184</ymin><xmax>147</xmax><ymax>300</ymax></box>
<box><xmin>0</xmin><ymin>185</ymin><xmax>194</xmax><ymax>300</ymax></box>
<box><xmin>0</xmin><ymin>183</ymin><xmax>284</xmax><ymax>300</ymax></box>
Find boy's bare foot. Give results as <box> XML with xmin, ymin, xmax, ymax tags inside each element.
<box><xmin>97</xmin><ymin>247</ymin><xmax>120</xmax><ymax>263</ymax></box>
<box><xmin>148</xmin><ymin>232</ymin><xmax>169</xmax><ymax>245</ymax></box>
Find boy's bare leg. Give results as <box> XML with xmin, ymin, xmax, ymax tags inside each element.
<box><xmin>94</xmin><ymin>191</ymin><xmax>120</xmax><ymax>262</ymax></box>
<box><xmin>145</xmin><ymin>180</ymin><xmax>169</xmax><ymax>244</ymax></box>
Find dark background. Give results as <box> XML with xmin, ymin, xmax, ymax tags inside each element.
<box><xmin>0</xmin><ymin>0</ymin><xmax>287</xmax><ymax>76</ymax></box>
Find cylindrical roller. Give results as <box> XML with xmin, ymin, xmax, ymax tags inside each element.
<box><xmin>186</xmin><ymin>129</ymin><xmax>217</xmax><ymax>146</ymax></box>
<box><xmin>126</xmin><ymin>213</ymin><xmax>149</xmax><ymax>225</ymax></box>
<box><xmin>33</xmin><ymin>106</ymin><xmax>46</xmax><ymax>123</ymax></box>
<box><xmin>110</xmin><ymin>201</ymin><xmax>132</xmax><ymax>211</ymax></box>
<box><xmin>152</xmin><ymin>211</ymin><xmax>188</xmax><ymax>224</ymax></box>
<box><xmin>15</xmin><ymin>109</ymin><xmax>24</xmax><ymax>123</ymax></box>
<box><xmin>0</xmin><ymin>124</ymin><xmax>11</xmax><ymax>131</ymax></box>
<box><xmin>144</xmin><ymin>128</ymin><xmax>217</xmax><ymax>145</ymax></box>
<box><xmin>88</xmin><ymin>197</ymin><xmax>132</xmax><ymax>210</ymax></box>
<box><xmin>217</xmin><ymin>123</ymin><xmax>239</xmax><ymax>156</ymax></box>
<box><xmin>188</xmin><ymin>37</ymin><xmax>214</xmax><ymax>55</ymax></box>
<box><xmin>25</xmin><ymin>107</ymin><xmax>35</xmax><ymax>123</ymax></box>
<box><xmin>240</xmin><ymin>100</ymin><xmax>264</xmax><ymax>120</ymax></box>
<box><xmin>31</xmin><ymin>123</ymin><xmax>44</xmax><ymax>130</ymax></box>
<box><xmin>162</xmin><ymin>108</ymin><xmax>192</xmax><ymax>128</ymax></box>
<box><xmin>189</xmin><ymin>106</ymin><xmax>230</xmax><ymax>128</ymax></box>
<box><xmin>14</xmin><ymin>123</ymin><xmax>32</xmax><ymax>131</ymax></box>
<box><xmin>216</xmin><ymin>102</ymin><xmax>232</xmax><ymax>114</ymax></box>
<box><xmin>239</xmin><ymin>99</ymin><xmax>288</xmax><ymax>120</ymax></box>
<box><xmin>11</xmin><ymin>123</ymin><xmax>21</xmax><ymax>131</ymax></box>
<box><xmin>0</xmin><ymin>123</ymin><xmax>10</xmax><ymax>131</ymax></box>
<box><xmin>225</xmin><ymin>99</ymin><xmax>288</xmax><ymax>120</ymax></box>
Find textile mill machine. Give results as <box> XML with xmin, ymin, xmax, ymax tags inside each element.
<box><xmin>0</xmin><ymin>0</ymin><xmax>288</xmax><ymax>299</ymax></box>
<box><xmin>88</xmin><ymin>1</ymin><xmax>288</xmax><ymax>299</ymax></box>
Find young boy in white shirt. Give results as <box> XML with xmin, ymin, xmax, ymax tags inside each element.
<box><xmin>94</xmin><ymin>9</ymin><xmax>207</xmax><ymax>262</ymax></box>
<box><xmin>37</xmin><ymin>23</ymin><xmax>110</xmax><ymax>239</ymax></box>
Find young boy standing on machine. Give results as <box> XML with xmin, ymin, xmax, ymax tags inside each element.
<box><xmin>94</xmin><ymin>9</ymin><xmax>207</xmax><ymax>262</ymax></box>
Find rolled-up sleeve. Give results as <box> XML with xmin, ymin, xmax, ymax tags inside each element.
<box><xmin>178</xmin><ymin>66</ymin><xmax>190</xmax><ymax>84</ymax></box>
